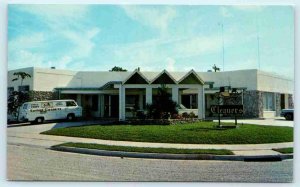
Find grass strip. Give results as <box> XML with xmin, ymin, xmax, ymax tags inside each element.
<box><xmin>42</xmin><ymin>122</ymin><xmax>293</xmax><ymax>144</ymax></box>
<box><xmin>54</xmin><ymin>142</ymin><xmax>234</xmax><ymax>155</ymax></box>
<box><xmin>272</xmin><ymin>147</ymin><xmax>293</xmax><ymax>154</ymax></box>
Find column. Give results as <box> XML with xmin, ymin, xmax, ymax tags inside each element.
<box><xmin>76</xmin><ymin>94</ymin><xmax>82</xmax><ymax>107</ymax></box>
<box><xmin>119</xmin><ymin>86</ymin><xmax>126</xmax><ymax>121</ymax></box>
<box><xmin>146</xmin><ymin>87</ymin><xmax>152</xmax><ymax>105</ymax></box>
<box><xmin>98</xmin><ymin>94</ymin><xmax>103</xmax><ymax>117</ymax></box>
<box><xmin>284</xmin><ymin>94</ymin><xmax>289</xmax><ymax>109</ymax></box>
<box><xmin>198</xmin><ymin>86</ymin><xmax>204</xmax><ymax>119</ymax></box>
<box><xmin>108</xmin><ymin>95</ymin><xmax>111</xmax><ymax>117</ymax></box>
<box><xmin>172</xmin><ymin>86</ymin><xmax>179</xmax><ymax>104</ymax></box>
<box><xmin>178</xmin><ymin>90</ymin><xmax>182</xmax><ymax>105</ymax></box>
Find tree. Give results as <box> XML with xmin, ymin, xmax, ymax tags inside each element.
<box><xmin>212</xmin><ymin>64</ymin><xmax>220</xmax><ymax>72</ymax></box>
<box><xmin>8</xmin><ymin>72</ymin><xmax>32</xmax><ymax>119</ymax></box>
<box><xmin>109</xmin><ymin>66</ymin><xmax>127</xmax><ymax>72</ymax></box>
<box><xmin>146</xmin><ymin>84</ymin><xmax>178</xmax><ymax>119</ymax></box>
<box><xmin>12</xmin><ymin>72</ymin><xmax>31</xmax><ymax>86</ymax></box>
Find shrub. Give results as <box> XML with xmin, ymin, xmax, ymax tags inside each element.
<box><xmin>182</xmin><ymin>112</ymin><xmax>189</xmax><ymax>119</ymax></box>
<box><xmin>136</xmin><ymin>110</ymin><xmax>146</xmax><ymax>119</ymax></box>
<box><xmin>146</xmin><ymin>85</ymin><xmax>178</xmax><ymax>119</ymax></box>
<box><xmin>189</xmin><ymin>112</ymin><xmax>196</xmax><ymax>118</ymax></box>
<box><xmin>172</xmin><ymin>113</ymin><xmax>183</xmax><ymax>119</ymax></box>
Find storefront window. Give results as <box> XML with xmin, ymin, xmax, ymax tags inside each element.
<box><xmin>263</xmin><ymin>92</ymin><xmax>275</xmax><ymax>111</ymax></box>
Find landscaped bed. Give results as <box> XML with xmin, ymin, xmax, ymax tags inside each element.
<box><xmin>41</xmin><ymin>122</ymin><xmax>293</xmax><ymax>144</ymax></box>
<box><xmin>53</xmin><ymin>142</ymin><xmax>234</xmax><ymax>155</ymax></box>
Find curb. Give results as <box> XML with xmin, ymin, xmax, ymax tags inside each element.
<box><xmin>51</xmin><ymin>146</ymin><xmax>293</xmax><ymax>161</ymax></box>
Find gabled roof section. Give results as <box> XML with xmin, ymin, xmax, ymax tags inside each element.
<box><xmin>178</xmin><ymin>70</ymin><xmax>204</xmax><ymax>85</ymax></box>
<box><xmin>123</xmin><ymin>70</ymin><xmax>149</xmax><ymax>84</ymax></box>
<box><xmin>100</xmin><ymin>81</ymin><xmax>122</xmax><ymax>90</ymax></box>
<box><xmin>150</xmin><ymin>70</ymin><xmax>177</xmax><ymax>84</ymax></box>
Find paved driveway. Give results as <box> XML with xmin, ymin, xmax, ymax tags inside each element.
<box><xmin>7</xmin><ymin>120</ymin><xmax>113</xmax><ymax>133</ymax></box>
<box><xmin>214</xmin><ymin>117</ymin><xmax>294</xmax><ymax>127</ymax></box>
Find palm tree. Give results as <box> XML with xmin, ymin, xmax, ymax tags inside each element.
<box><xmin>212</xmin><ymin>64</ymin><xmax>220</xmax><ymax>72</ymax></box>
<box><xmin>12</xmin><ymin>72</ymin><xmax>31</xmax><ymax>86</ymax></box>
<box><xmin>10</xmin><ymin>71</ymin><xmax>31</xmax><ymax>121</ymax></box>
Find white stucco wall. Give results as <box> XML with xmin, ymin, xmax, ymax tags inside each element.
<box><xmin>198</xmin><ymin>69</ymin><xmax>258</xmax><ymax>90</ymax></box>
<box><xmin>7</xmin><ymin>67</ymin><xmax>34</xmax><ymax>91</ymax></box>
<box><xmin>33</xmin><ymin>68</ymin><xmax>81</xmax><ymax>91</ymax></box>
<box><xmin>7</xmin><ymin>67</ymin><xmax>294</xmax><ymax>94</ymax></box>
<box><xmin>257</xmin><ymin>71</ymin><xmax>294</xmax><ymax>94</ymax></box>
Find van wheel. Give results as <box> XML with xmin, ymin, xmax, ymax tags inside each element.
<box><xmin>36</xmin><ymin>117</ymin><xmax>44</xmax><ymax>124</ymax></box>
<box><xmin>67</xmin><ymin>114</ymin><xmax>75</xmax><ymax>121</ymax></box>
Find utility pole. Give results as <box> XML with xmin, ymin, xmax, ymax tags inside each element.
<box><xmin>219</xmin><ymin>22</ymin><xmax>225</xmax><ymax>71</ymax></box>
<box><xmin>256</xmin><ymin>16</ymin><xmax>261</xmax><ymax>70</ymax></box>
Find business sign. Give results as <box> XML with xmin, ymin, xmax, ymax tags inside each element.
<box><xmin>210</xmin><ymin>105</ymin><xmax>244</xmax><ymax>115</ymax></box>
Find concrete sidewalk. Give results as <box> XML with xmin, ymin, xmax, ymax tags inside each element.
<box><xmin>213</xmin><ymin>117</ymin><xmax>294</xmax><ymax>127</ymax></box>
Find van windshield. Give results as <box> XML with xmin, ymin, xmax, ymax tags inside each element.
<box><xmin>22</xmin><ymin>104</ymin><xmax>28</xmax><ymax>110</ymax></box>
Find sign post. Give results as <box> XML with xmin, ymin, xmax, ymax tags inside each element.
<box><xmin>211</xmin><ymin>86</ymin><xmax>244</xmax><ymax>128</ymax></box>
<box><xmin>210</xmin><ymin>105</ymin><xmax>244</xmax><ymax>127</ymax></box>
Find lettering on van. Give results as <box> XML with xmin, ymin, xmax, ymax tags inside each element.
<box><xmin>30</xmin><ymin>108</ymin><xmax>62</xmax><ymax>112</ymax></box>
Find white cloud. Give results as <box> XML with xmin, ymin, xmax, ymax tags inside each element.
<box><xmin>47</xmin><ymin>56</ymin><xmax>72</xmax><ymax>69</ymax></box>
<box><xmin>9</xmin><ymin>33</ymin><xmax>45</xmax><ymax>50</ymax></box>
<box><xmin>104</xmin><ymin>33</ymin><xmax>225</xmax><ymax>72</ymax></box>
<box><xmin>8</xmin><ymin>50</ymin><xmax>44</xmax><ymax>70</ymax></box>
<box><xmin>16</xmin><ymin>5</ymin><xmax>89</xmax><ymax>21</ymax></box>
<box><xmin>62</xmin><ymin>28</ymin><xmax>100</xmax><ymax>59</ymax></box>
<box><xmin>12</xmin><ymin>5</ymin><xmax>100</xmax><ymax>67</ymax></box>
<box><xmin>220</xmin><ymin>7</ymin><xmax>233</xmax><ymax>18</ymax></box>
<box><xmin>172</xmin><ymin>36</ymin><xmax>222</xmax><ymax>58</ymax></box>
<box><xmin>165</xmin><ymin>57</ymin><xmax>176</xmax><ymax>71</ymax></box>
<box><xmin>233</xmin><ymin>6</ymin><xmax>264</xmax><ymax>12</ymax></box>
<box><xmin>183</xmin><ymin>66</ymin><xmax>197</xmax><ymax>71</ymax></box>
<box><xmin>121</xmin><ymin>5</ymin><xmax>176</xmax><ymax>34</ymax></box>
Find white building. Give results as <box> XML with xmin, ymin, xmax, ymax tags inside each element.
<box><xmin>7</xmin><ymin>67</ymin><xmax>294</xmax><ymax>120</ymax></box>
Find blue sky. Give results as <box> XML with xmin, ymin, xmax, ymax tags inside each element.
<box><xmin>8</xmin><ymin>4</ymin><xmax>294</xmax><ymax>78</ymax></box>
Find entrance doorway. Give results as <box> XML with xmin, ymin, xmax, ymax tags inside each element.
<box><xmin>104</xmin><ymin>95</ymin><xmax>119</xmax><ymax>118</ymax></box>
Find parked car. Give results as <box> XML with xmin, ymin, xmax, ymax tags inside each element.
<box><xmin>177</xmin><ymin>104</ymin><xmax>198</xmax><ymax>117</ymax></box>
<box><xmin>18</xmin><ymin>99</ymin><xmax>82</xmax><ymax>123</ymax></box>
<box><xmin>280</xmin><ymin>109</ymin><xmax>294</xmax><ymax>120</ymax></box>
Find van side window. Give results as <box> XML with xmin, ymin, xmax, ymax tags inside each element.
<box><xmin>41</xmin><ymin>102</ymin><xmax>53</xmax><ymax>108</ymax></box>
<box><xmin>31</xmin><ymin>104</ymin><xmax>39</xmax><ymax>108</ymax></box>
<box><xmin>66</xmin><ymin>101</ymin><xmax>77</xmax><ymax>107</ymax></box>
<box><xmin>55</xmin><ymin>102</ymin><xmax>65</xmax><ymax>107</ymax></box>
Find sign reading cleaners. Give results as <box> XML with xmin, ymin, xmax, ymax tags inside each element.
<box><xmin>210</xmin><ymin>105</ymin><xmax>244</xmax><ymax>115</ymax></box>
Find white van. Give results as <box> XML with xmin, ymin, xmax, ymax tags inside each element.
<box><xmin>18</xmin><ymin>100</ymin><xmax>82</xmax><ymax>123</ymax></box>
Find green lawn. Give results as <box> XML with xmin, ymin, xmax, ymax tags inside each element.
<box><xmin>273</xmin><ymin>147</ymin><xmax>293</xmax><ymax>154</ymax></box>
<box><xmin>41</xmin><ymin>122</ymin><xmax>293</xmax><ymax>144</ymax></box>
<box><xmin>55</xmin><ymin>142</ymin><xmax>233</xmax><ymax>155</ymax></box>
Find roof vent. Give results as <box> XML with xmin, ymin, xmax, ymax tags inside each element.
<box><xmin>137</xmin><ymin>67</ymin><xmax>140</xmax><ymax>71</ymax></box>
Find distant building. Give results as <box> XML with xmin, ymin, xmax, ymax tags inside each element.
<box><xmin>7</xmin><ymin>67</ymin><xmax>294</xmax><ymax>121</ymax></box>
